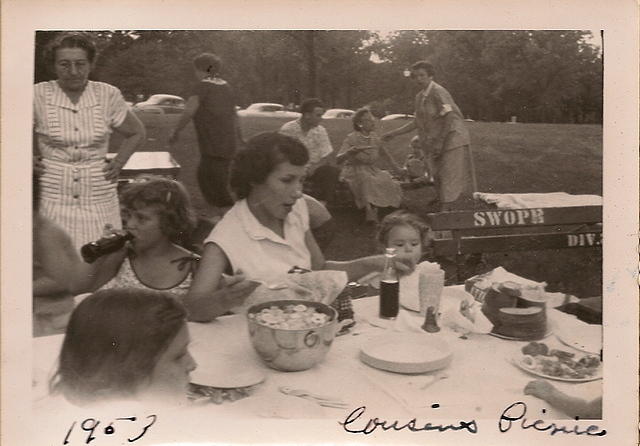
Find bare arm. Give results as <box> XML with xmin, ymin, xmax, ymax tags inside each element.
<box><xmin>104</xmin><ymin>110</ymin><xmax>146</xmax><ymax>181</ymax></box>
<box><xmin>382</xmin><ymin>119</ymin><xmax>417</xmax><ymax>140</ymax></box>
<box><xmin>234</xmin><ymin>111</ymin><xmax>244</xmax><ymax>146</ymax></box>
<box><xmin>525</xmin><ymin>380</ymin><xmax>602</xmax><ymax>419</ymax></box>
<box><xmin>170</xmin><ymin>96</ymin><xmax>199</xmax><ymax>143</ymax></box>
<box><xmin>184</xmin><ymin>243</ymin><xmax>259</xmax><ymax>322</ymax></box>
<box><xmin>69</xmin><ymin>249</ymin><xmax>127</xmax><ymax>295</ymax></box>
<box><xmin>33</xmin><ymin>218</ymin><xmax>122</xmax><ymax>296</ymax></box>
<box><xmin>305</xmin><ymin>230</ymin><xmax>414</xmax><ymax>281</ymax></box>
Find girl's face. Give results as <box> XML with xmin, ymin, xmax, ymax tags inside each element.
<box><xmin>387</xmin><ymin>224</ymin><xmax>423</xmax><ymax>265</ymax></box>
<box><xmin>250</xmin><ymin>161</ymin><xmax>306</xmax><ymax>221</ymax></box>
<box><xmin>147</xmin><ymin>325</ymin><xmax>197</xmax><ymax>399</ymax></box>
<box><xmin>122</xmin><ymin>204</ymin><xmax>167</xmax><ymax>249</ymax></box>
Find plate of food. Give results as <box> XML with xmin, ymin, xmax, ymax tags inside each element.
<box><xmin>512</xmin><ymin>342</ymin><xmax>602</xmax><ymax>382</ymax></box>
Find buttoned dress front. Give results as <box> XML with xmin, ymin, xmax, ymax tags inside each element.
<box><xmin>34</xmin><ymin>80</ymin><xmax>128</xmax><ymax>250</ymax></box>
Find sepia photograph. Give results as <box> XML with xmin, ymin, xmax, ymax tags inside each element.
<box><xmin>2</xmin><ymin>1</ymin><xmax>638</xmax><ymax>445</ymax></box>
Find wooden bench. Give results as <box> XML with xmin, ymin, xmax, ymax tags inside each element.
<box><xmin>426</xmin><ymin>205</ymin><xmax>602</xmax><ymax>281</ymax></box>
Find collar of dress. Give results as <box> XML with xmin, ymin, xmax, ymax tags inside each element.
<box><xmin>49</xmin><ymin>80</ymin><xmax>98</xmax><ymax>110</ymax></box>
<box><xmin>236</xmin><ymin>199</ymin><xmax>292</xmax><ymax>245</ymax></box>
<box><xmin>420</xmin><ymin>80</ymin><xmax>435</xmax><ymax>99</ymax></box>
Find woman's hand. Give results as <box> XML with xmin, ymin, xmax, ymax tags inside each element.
<box><xmin>33</xmin><ymin>156</ymin><xmax>45</xmax><ymax>176</ymax></box>
<box><xmin>215</xmin><ymin>273</ymin><xmax>260</xmax><ymax>308</ymax></box>
<box><xmin>103</xmin><ymin>157</ymin><xmax>126</xmax><ymax>182</ymax></box>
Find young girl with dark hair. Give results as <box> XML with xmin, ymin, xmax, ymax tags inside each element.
<box><xmin>185</xmin><ymin>132</ymin><xmax>415</xmax><ymax>322</ymax></box>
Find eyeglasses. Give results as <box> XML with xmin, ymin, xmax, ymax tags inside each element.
<box><xmin>56</xmin><ymin>61</ymin><xmax>89</xmax><ymax>71</ymax></box>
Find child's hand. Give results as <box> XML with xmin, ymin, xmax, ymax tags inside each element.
<box><xmin>524</xmin><ymin>379</ymin><xmax>556</xmax><ymax>400</ymax></box>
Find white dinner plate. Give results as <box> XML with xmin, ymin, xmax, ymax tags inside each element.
<box><xmin>360</xmin><ymin>333</ymin><xmax>452</xmax><ymax>374</ymax></box>
<box><xmin>511</xmin><ymin>355</ymin><xmax>602</xmax><ymax>383</ymax></box>
<box><xmin>555</xmin><ymin>323</ymin><xmax>602</xmax><ymax>355</ymax></box>
<box><xmin>190</xmin><ymin>354</ymin><xmax>266</xmax><ymax>389</ymax></box>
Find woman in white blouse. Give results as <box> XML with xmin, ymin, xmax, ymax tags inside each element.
<box><xmin>33</xmin><ymin>32</ymin><xmax>145</xmax><ymax>250</ymax></box>
<box><xmin>185</xmin><ymin>132</ymin><xmax>414</xmax><ymax>322</ymax></box>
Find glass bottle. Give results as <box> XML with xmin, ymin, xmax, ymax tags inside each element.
<box><xmin>81</xmin><ymin>232</ymin><xmax>133</xmax><ymax>263</ymax></box>
<box><xmin>379</xmin><ymin>248</ymin><xmax>400</xmax><ymax>319</ymax></box>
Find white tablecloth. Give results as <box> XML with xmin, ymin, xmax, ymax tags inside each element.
<box><xmin>32</xmin><ymin>286</ymin><xmax>602</xmax><ymax>421</ymax></box>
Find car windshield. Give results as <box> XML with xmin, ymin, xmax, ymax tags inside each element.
<box><xmin>260</xmin><ymin>105</ymin><xmax>283</xmax><ymax>112</ymax></box>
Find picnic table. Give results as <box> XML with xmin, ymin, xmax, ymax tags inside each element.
<box><xmin>33</xmin><ymin>286</ymin><xmax>601</xmax><ymax>423</ymax></box>
<box><xmin>106</xmin><ymin>151</ymin><xmax>180</xmax><ymax>182</ymax></box>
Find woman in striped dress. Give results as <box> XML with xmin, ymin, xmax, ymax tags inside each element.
<box><xmin>33</xmin><ymin>32</ymin><xmax>145</xmax><ymax>250</ymax></box>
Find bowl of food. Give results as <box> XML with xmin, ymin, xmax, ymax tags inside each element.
<box><xmin>246</xmin><ymin>300</ymin><xmax>342</xmax><ymax>371</ymax></box>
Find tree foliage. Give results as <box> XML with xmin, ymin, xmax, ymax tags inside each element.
<box><xmin>34</xmin><ymin>30</ymin><xmax>602</xmax><ymax>124</ymax></box>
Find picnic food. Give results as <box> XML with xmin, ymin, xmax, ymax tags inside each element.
<box><xmin>519</xmin><ymin>342</ymin><xmax>601</xmax><ymax>380</ymax></box>
<box><xmin>246</xmin><ymin>300</ymin><xmax>339</xmax><ymax>371</ymax></box>
<box><xmin>482</xmin><ymin>282</ymin><xmax>548</xmax><ymax>340</ymax></box>
<box><xmin>496</xmin><ymin>307</ymin><xmax>547</xmax><ymax>339</ymax></box>
<box><xmin>188</xmin><ymin>383</ymin><xmax>257</xmax><ymax>404</ymax></box>
<box><xmin>248</xmin><ymin>303</ymin><xmax>331</xmax><ymax>330</ymax></box>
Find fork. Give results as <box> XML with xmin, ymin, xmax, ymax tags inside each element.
<box><xmin>278</xmin><ymin>386</ymin><xmax>349</xmax><ymax>409</ymax></box>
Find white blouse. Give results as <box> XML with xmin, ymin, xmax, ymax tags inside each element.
<box><xmin>205</xmin><ymin>198</ymin><xmax>312</xmax><ymax>281</ymax></box>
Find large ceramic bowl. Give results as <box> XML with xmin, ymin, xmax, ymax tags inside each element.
<box><xmin>246</xmin><ymin>300</ymin><xmax>339</xmax><ymax>372</ymax></box>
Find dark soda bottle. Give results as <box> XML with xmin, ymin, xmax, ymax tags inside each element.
<box><xmin>80</xmin><ymin>232</ymin><xmax>133</xmax><ymax>263</ymax></box>
<box><xmin>379</xmin><ymin>248</ymin><xmax>399</xmax><ymax>319</ymax></box>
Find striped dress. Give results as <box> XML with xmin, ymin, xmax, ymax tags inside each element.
<box><xmin>34</xmin><ymin>80</ymin><xmax>128</xmax><ymax>250</ymax></box>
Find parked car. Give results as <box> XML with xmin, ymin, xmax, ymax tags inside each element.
<box><xmin>381</xmin><ymin>113</ymin><xmax>415</xmax><ymax>121</ymax></box>
<box><xmin>132</xmin><ymin>94</ymin><xmax>185</xmax><ymax>115</ymax></box>
<box><xmin>322</xmin><ymin>108</ymin><xmax>355</xmax><ymax>119</ymax></box>
<box><xmin>237</xmin><ymin>103</ymin><xmax>301</xmax><ymax>118</ymax></box>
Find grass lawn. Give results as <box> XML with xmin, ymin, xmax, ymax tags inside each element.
<box><xmin>112</xmin><ymin>115</ymin><xmax>603</xmax><ymax>298</ymax></box>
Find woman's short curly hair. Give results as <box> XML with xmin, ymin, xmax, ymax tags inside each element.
<box><xmin>377</xmin><ymin>210</ymin><xmax>432</xmax><ymax>247</ymax></box>
<box><xmin>193</xmin><ymin>52</ymin><xmax>222</xmax><ymax>76</ymax></box>
<box><xmin>410</xmin><ymin>60</ymin><xmax>435</xmax><ymax>77</ymax></box>
<box><xmin>50</xmin><ymin>288</ymin><xmax>187</xmax><ymax>405</ymax></box>
<box><xmin>229</xmin><ymin>132</ymin><xmax>309</xmax><ymax>200</ymax></box>
<box><xmin>120</xmin><ymin>176</ymin><xmax>196</xmax><ymax>244</ymax></box>
<box><xmin>352</xmin><ymin>107</ymin><xmax>372</xmax><ymax>131</ymax></box>
<box><xmin>44</xmin><ymin>32</ymin><xmax>97</xmax><ymax>68</ymax></box>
